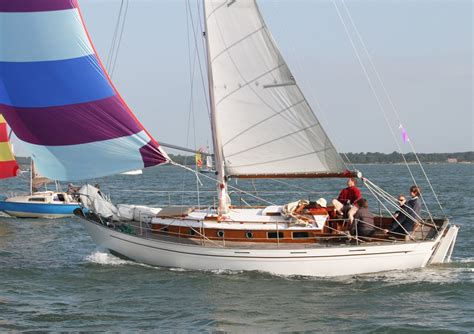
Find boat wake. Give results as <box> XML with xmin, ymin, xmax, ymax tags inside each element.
<box><xmin>85</xmin><ymin>251</ymin><xmax>129</xmax><ymax>266</ymax></box>
<box><xmin>452</xmin><ymin>256</ymin><xmax>474</xmax><ymax>264</ymax></box>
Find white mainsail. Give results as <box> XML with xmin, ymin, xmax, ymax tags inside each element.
<box><xmin>204</xmin><ymin>0</ymin><xmax>346</xmax><ymax>177</ymax></box>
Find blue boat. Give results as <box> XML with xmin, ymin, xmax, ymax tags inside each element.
<box><xmin>0</xmin><ymin>191</ymin><xmax>80</xmax><ymax>218</ymax></box>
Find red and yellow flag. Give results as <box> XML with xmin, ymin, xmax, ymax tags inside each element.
<box><xmin>195</xmin><ymin>150</ymin><xmax>203</xmax><ymax>168</ymax></box>
<box><xmin>0</xmin><ymin>114</ymin><xmax>20</xmax><ymax>179</ymax></box>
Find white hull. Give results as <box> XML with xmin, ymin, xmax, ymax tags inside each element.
<box><xmin>81</xmin><ymin>218</ymin><xmax>458</xmax><ymax>277</ymax></box>
<box><xmin>3</xmin><ymin>210</ymin><xmax>74</xmax><ymax>219</ymax></box>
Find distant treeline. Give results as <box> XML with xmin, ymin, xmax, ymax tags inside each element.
<box><xmin>169</xmin><ymin>152</ymin><xmax>474</xmax><ymax>165</ymax></box>
<box><xmin>16</xmin><ymin>151</ymin><xmax>473</xmax><ymax>167</ymax></box>
<box><xmin>342</xmin><ymin>151</ymin><xmax>473</xmax><ymax>164</ymax></box>
<box><xmin>168</xmin><ymin>154</ymin><xmax>197</xmax><ymax>166</ymax></box>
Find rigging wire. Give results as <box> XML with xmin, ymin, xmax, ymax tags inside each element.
<box><xmin>170</xmin><ymin>161</ymin><xmax>277</xmax><ymax>206</ymax></box>
<box><xmin>362</xmin><ymin>179</ymin><xmax>412</xmax><ymax>238</ymax></box>
<box><xmin>105</xmin><ymin>0</ymin><xmax>124</xmax><ymax>73</ymax></box>
<box><xmin>339</xmin><ymin>0</ymin><xmax>447</xmax><ymax>220</ymax></box>
<box><xmin>106</xmin><ymin>0</ymin><xmax>129</xmax><ymax>77</ymax></box>
<box><xmin>182</xmin><ymin>0</ymin><xmax>201</xmax><ymax>208</ymax></box>
<box><xmin>109</xmin><ymin>0</ymin><xmax>129</xmax><ymax>78</ymax></box>
<box><xmin>196</xmin><ymin>0</ymin><xmax>212</xmax><ymax>119</ymax></box>
<box><xmin>331</xmin><ymin>0</ymin><xmax>435</xmax><ymax>223</ymax></box>
<box><xmin>186</xmin><ymin>0</ymin><xmax>211</xmax><ymax>115</ymax></box>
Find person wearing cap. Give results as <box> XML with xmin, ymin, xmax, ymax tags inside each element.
<box><xmin>315</xmin><ymin>198</ymin><xmax>328</xmax><ymax>213</ymax></box>
<box><xmin>306</xmin><ymin>198</ymin><xmax>328</xmax><ymax>214</ymax></box>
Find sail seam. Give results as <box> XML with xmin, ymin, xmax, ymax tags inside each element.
<box><xmin>229</xmin><ymin>148</ymin><xmax>332</xmax><ymax>170</ymax></box>
<box><xmin>210</xmin><ymin>26</ymin><xmax>265</xmax><ymax>63</ymax></box>
<box><xmin>205</xmin><ymin>1</ymin><xmax>227</xmax><ymax>20</ymax></box>
<box><xmin>223</xmin><ymin>99</ymin><xmax>306</xmax><ymax>147</ymax></box>
<box><xmin>215</xmin><ymin>63</ymin><xmax>285</xmax><ymax>106</ymax></box>
<box><xmin>226</xmin><ymin>122</ymin><xmax>321</xmax><ymax>158</ymax></box>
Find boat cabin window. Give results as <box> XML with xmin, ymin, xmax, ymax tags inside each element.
<box><xmin>267</xmin><ymin>232</ymin><xmax>283</xmax><ymax>239</ymax></box>
<box><xmin>54</xmin><ymin>194</ymin><xmax>66</xmax><ymax>202</ymax></box>
<box><xmin>292</xmin><ymin>232</ymin><xmax>309</xmax><ymax>239</ymax></box>
<box><xmin>29</xmin><ymin>197</ymin><xmax>45</xmax><ymax>202</ymax></box>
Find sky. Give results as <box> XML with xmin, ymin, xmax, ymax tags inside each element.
<box><xmin>11</xmin><ymin>0</ymin><xmax>473</xmax><ymax>156</ymax></box>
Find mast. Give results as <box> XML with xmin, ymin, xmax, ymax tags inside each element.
<box><xmin>202</xmin><ymin>1</ymin><xmax>230</xmax><ymax>215</ymax></box>
<box><xmin>30</xmin><ymin>159</ymin><xmax>33</xmax><ymax>195</ymax></box>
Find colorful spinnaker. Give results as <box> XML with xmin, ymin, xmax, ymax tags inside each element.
<box><xmin>0</xmin><ymin>114</ymin><xmax>19</xmax><ymax>179</ymax></box>
<box><xmin>0</xmin><ymin>0</ymin><xmax>168</xmax><ymax>181</ymax></box>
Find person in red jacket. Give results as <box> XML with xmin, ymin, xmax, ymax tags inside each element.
<box><xmin>331</xmin><ymin>178</ymin><xmax>362</xmax><ymax>222</ymax></box>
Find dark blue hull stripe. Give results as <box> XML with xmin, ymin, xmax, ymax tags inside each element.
<box><xmin>0</xmin><ymin>201</ymin><xmax>80</xmax><ymax>214</ymax></box>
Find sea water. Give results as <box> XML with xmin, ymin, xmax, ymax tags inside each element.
<box><xmin>0</xmin><ymin>164</ymin><xmax>472</xmax><ymax>332</ymax></box>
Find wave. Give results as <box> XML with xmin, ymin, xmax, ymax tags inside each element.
<box><xmin>451</xmin><ymin>257</ymin><xmax>474</xmax><ymax>264</ymax></box>
<box><xmin>85</xmin><ymin>251</ymin><xmax>129</xmax><ymax>266</ymax></box>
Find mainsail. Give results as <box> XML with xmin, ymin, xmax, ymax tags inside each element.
<box><xmin>31</xmin><ymin>161</ymin><xmax>53</xmax><ymax>192</ymax></box>
<box><xmin>0</xmin><ymin>114</ymin><xmax>19</xmax><ymax>179</ymax></box>
<box><xmin>0</xmin><ymin>0</ymin><xmax>168</xmax><ymax>181</ymax></box>
<box><xmin>204</xmin><ymin>0</ymin><xmax>346</xmax><ymax>177</ymax></box>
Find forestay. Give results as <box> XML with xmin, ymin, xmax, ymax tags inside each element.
<box><xmin>0</xmin><ymin>0</ymin><xmax>168</xmax><ymax>180</ymax></box>
<box><xmin>204</xmin><ymin>0</ymin><xmax>346</xmax><ymax>177</ymax></box>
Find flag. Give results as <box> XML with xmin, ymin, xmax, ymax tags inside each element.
<box><xmin>399</xmin><ymin>125</ymin><xmax>409</xmax><ymax>143</ymax></box>
<box><xmin>195</xmin><ymin>150</ymin><xmax>202</xmax><ymax>168</ymax></box>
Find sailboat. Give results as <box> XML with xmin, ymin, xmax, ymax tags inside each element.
<box><xmin>196</xmin><ymin>147</ymin><xmax>215</xmax><ymax>174</ymax></box>
<box><xmin>0</xmin><ymin>0</ymin><xmax>458</xmax><ymax>276</ymax></box>
<box><xmin>0</xmin><ymin>115</ymin><xmax>79</xmax><ymax>218</ymax></box>
<box><xmin>0</xmin><ymin>160</ymin><xmax>81</xmax><ymax>218</ymax></box>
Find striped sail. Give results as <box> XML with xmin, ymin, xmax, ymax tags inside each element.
<box><xmin>0</xmin><ymin>0</ymin><xmax>168</xmax><ymax>181</ymax></box>
<box><xmin>0</xmin><ymin>114</ymin><xmax>19</xmax><ymax>179</ymax></box>
<box><xmin>204</xmin><ymin>0</ymin><xmax>346</xmax><ymax>177</ymax></box>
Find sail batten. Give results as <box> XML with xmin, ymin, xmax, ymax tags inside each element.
<box><xmin>204</xmin><ymin>0</ymin><xmax>346</xmax><ymax>177</ymax></box>
<box><xmin>0</xmin><ymin>1</ymin><xmax>168</xmax><ymax>180</ymax></box>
